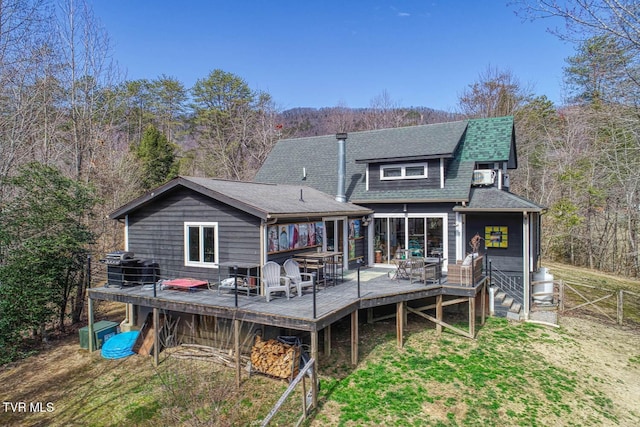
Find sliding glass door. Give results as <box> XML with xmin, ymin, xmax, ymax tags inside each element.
<box><xmin>374</xmin><ymin>214</ymin><xmax>446</xmax><ymax>265</ymax></box>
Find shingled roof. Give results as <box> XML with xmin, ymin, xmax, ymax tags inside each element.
<box><xmin>255</xmin><ymin>117</ymin><xmax>517</xmax><ymax>204</ymax></box>
<box><xmin>454</xmin><ymin>187</ymin><xmax>545</xmax><ymax>212</ymax></box>
<box><xmin>458</xmin><ymin>116</ymin><xmax>516</xmax><ymax>168</ymax></box>
<box><xmin>109</xmin><ymin>177</ymin><xmax>372</xmax><ymax>220</ymax></box>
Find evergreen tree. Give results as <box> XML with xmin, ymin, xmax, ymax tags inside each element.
<box><xmin>0</xmin><ymin>163</ymin><xmax>97</xmax><ymax>363</ymax></box>
<box><xmin>135</xmin><ymin>124</ymin><xmax>179</xmax><ymax>191</ymax></box>
<box><xmin>564</xmin><ymin>35</ymin><xmax>634</xmax><ymax>105</ymax></box>
<box><xmin>189</xmin><ymin>69</ymin><xmax>279</xmax><ymax>180</ymax></box>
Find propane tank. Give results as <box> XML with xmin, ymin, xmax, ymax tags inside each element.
<box><xmin>532</xmin><ymin>267</ymin><xmax>554</xmax><ymax>303</ymax></box>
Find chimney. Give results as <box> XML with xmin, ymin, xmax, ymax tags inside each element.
<box><xmin>335</xmin><ymin>132</ymin><xmax>347</xmax><ymax>202</ymax></box>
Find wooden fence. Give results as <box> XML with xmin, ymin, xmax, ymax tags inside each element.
<box><xmin>560</xmin><ymin>280</ymin><xmax>640</xmax><ymax>325</ymax></box>
<box><xmin>260</xmin><ymin>358</ymin><xmax>317</xmax><ymax>427</ymax></box>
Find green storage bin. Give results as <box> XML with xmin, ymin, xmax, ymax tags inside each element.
<box><xmin>79</xmin><ymin>320</ymin><xmax>119</xmax><ymax>350</ymax></box>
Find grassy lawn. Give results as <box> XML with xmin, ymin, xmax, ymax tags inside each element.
<box><xmin>313</xmin><ymin>317</ymin><xmax>630</xmax><ymax>426</ymax></box>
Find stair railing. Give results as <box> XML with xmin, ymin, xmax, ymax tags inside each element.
<box><xmin>488</xmin><ymin>260</ymin><xmax>521</xmax><ymax>305</ymax></box>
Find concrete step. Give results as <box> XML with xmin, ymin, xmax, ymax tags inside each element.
<box><xmin>494</xmin><ymin>291</ymin><xmax>506</xmax><ymax>303</ymax></box>
<box><xmin>509</xmin><ymin>302</ymin><xmax>522</xmax><ymax>313</ymax></box>
<box><xmin>506</xmin><ymin>310</ymin><xmax>522</xmax><ymax>321</ymax></box>
<box><xmin>501</xmin><ymin>296</ymin><xmax>513</xmax><ymax>307</ymax></box>
<box><xmin>530</xmin><ymin>310</ymin><xmax>558</xmax><ymax>324</ymax></box>
<box><xmin>493</xmin><ymin>307</ymin><xmax>510</xmax><ymax>318</ymax></box>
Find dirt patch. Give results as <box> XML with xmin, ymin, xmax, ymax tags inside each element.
<box><xmin>532</xmin><ymin>315</ymin><xmax>640</xmax><ymax>426</ymax></box>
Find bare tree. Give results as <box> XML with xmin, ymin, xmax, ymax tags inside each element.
<box><xmin>55</xmin><ymin>0</ymin><xmax>118</xmax><ymax>182</ymax></box>
<box><xmin>457</xmin><ymin>66</ymin><xmax>532</xmax><ymax>118</ymax></box>
<box><xmin>323</xmin><ymin>101</ymin><xmax>359</xmax><ymax>134</ymax></box>
<box><xmin>514</xmin><ymin>0</ymin><xmax>640</xmax><ymax>51</ymax></box>
<box><xmin>364</xmin><ymin>90</ymin><xmax>407</xmax><ymax>129</ymax></box>
<box><xmin>0</xmin><ymin>0</ymin><xmax>51</xmax><ymax>197</ymax></box>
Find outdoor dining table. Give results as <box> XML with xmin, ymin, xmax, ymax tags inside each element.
<box><xmin>295</xmin><ymin>250</ymin><xmax>343</xmax><ymax>286</ymax></box>
<box><xmin>391</xmin><ymin>257</ymin><xmax>412</xmax><ymax>280</ymax></box>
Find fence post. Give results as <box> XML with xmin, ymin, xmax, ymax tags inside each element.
<box><xmin>617</xmin><ymin>289</ymin><xmax>624</xmax><ymax>325</ymax></box>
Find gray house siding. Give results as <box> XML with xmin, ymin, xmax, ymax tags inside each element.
<box><xmin>465</xmin><ymin>213</ymin><xmax>524</xmax><ymax>274</ymax></box>
<box><xmin>126</xmin><ymin>187</ymin><xmax>261</xmax><ymax>282</ymax></box>
<box><xmin>367</xmin><ymin>160</ymin><xmax>441</xmax><ymax>192</ymax></box>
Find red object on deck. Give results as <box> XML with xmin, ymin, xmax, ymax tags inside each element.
<box><xmin>163</xmin><ymin>278</ymin><xmax>208</xmax><ymax>290</ymax></box>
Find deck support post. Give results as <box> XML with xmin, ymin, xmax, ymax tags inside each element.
<box><xmin>324</xmin><ymin>325</ymin><xmax>331</xmax><ymax>356</ymax></box>
<box><xmin>469</xmin><ymin>296</ymin><xmax>476</xmax><ymax>338</ymax></box>
<box><xmin>351</xmin><ymin>310</ymin><xmax>358</xmax><ymax>366</ymax></box>
<box><xmin>88</xmin><ymin>297</ymin><xmax>95</xmax><ymax>352</ymax></box>
<box><xmin>481</xmin><ymin>282</ymin><xmax>486</xmax><ymax>325</ymax></box>
<box><xmin>311</xmin><ymin>330</ymin><xmax>319</xmax><ymax>365</ymax></box>
<box><xmin>311</xmin><ymin>331</ymin><xmax>319</xmax><ymax>408</ymax></box>
<box><xmin>396</xmin><ymin>301</ymin><xmax>405</xmax><ymax>348</ymax></box>
<box><xmin>153</xmin><ymin>307</ymin><xmax>159</xmax><ymax>367</ymax></box>
<box><xmin>234</xmin><ymin>318</ymin><xmax>241</xmax><ymax>388</ymax></box>
<box><xmin>436</xmin><ymin>294</ymin><xmax>443</xmax><ymax>335</ymax></box>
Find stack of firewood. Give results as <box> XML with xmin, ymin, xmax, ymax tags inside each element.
<box><xmin>250</xmin><ymin>335</ymin><xmax>300</xmax><ymax>380</ymax></box>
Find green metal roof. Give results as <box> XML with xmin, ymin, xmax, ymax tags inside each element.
<box><xmin>458</xmin><ymin>116</ymin><xmax>516</xmax><ymax>166</ymax></box>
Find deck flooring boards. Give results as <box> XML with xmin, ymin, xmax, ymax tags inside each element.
<box><xmin>89</xmin><ymin>268</ymin><xmax>485</xmax><ymax>332</ymax></box>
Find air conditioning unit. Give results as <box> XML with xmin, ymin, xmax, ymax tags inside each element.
<box><xmin>472</xmin><ymin>169</ymin><xmax>495</xmax><ymax>186</ymax></box>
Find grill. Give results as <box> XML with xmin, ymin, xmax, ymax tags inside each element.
<box><xmin>101</xmin><ymin>251</ymin><xmax>136</xmax><ymax>265</ymax></box>
<box><xmin>100</xmin><ymin>251</ymin><xmax>140</xmax><ymax>287</ymax></box>
<box><xmin>138</xmin><ymin>260</ymin><xmax>159</xmax><ymax>285</ymax></box>
<box><xmin>100</xmin><ymin>252</ymin><xmax>160</xmax><ymax>287</ymax></box>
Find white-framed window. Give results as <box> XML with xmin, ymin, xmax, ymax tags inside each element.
<box><xmin>380</xmin><ymin>163</ymin><xmax>428</xmax><ymax>180</ymax></box>
<box><xmin>184</xmin><ymin>222</ymin><xmax>219</xmax><ymax>268</ymax></box>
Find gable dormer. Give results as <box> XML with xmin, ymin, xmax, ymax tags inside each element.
<box><xmin>459</xmin><ymin>116</ymin><xmax>516</xmax><ymax>191</ymax></box>
<box><xmin>364</xmin><ymin>158</ymin><xmax>446</xmax><ymax>191</ymax></box>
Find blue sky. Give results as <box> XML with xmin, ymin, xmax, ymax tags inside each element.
<box><xmin>90</xmin><ymin>1</ymin><xmax>575</xmax><ymax>112</ymax></box>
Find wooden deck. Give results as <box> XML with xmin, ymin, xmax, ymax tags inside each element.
<box><xmin>88</xmin><ymin>267</ymin><xmax>485</xmax><ymax>333</ymax></box>
<box><xmin>88</xmin><ymin>267</ymin><xmax>488</xmax><ymax>375</ymax></box>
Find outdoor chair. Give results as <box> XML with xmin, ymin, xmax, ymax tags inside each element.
<box><xmin>262</xmin><ymin>261</ymin><xmax>292</xmax><ymax>302</ymax></box>
<box><xmin>283</xmin><ymin>258</ymin><xmax>315</xmax><ymax>297</ymax></box>
<box><xmin>409</xmin><ymin>257</ymin><xmax>425</xmax><ymax>284</ymax></box>
<box><xmin>409</xmin><ymin>257</ymin><xmax>442</xmax><ymax>285</ymax></box>
<box><xmin>323</xmin><ymin>253</ymin><xmax>344</xmax><ymax>285</ymax></box>
<box><xmin>448</xmin><ymin>254</ymin><xmax>483</xmax><ymax>286</ymax></box>
<box><xmin>293</xmin><ymin>257</ymin><xmax>325</xmax><ymax>287</ymax></box>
